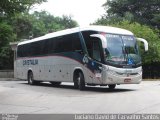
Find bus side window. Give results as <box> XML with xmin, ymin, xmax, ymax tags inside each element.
<box><xmin>62</xmin><ymin>35</ymin><xmax>72</xmax><ymax>52</ymax></box>
<box><xmin>81</xmin><ymin>31</ymin><xmax>98</xmax><ymax>58</ymax></box>
<box><xmin>48</xmin><ymin>38</ymin><xmax>56</xmax><ymax>54</ymax></box>
<box><xmin>72</xmin><ymin>33</ymin><xmax>82</xmax><ymax>52</ymax></box>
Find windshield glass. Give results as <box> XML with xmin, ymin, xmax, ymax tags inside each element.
<box><xmin>104</xmin><ymin>34</ymin><xmax>141</xmax><ymax>66</ymax></box>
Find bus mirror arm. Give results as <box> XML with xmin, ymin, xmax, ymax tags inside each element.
<box><xmin>75</xmin><ymin>50</ymin><xmax>84</xmax><ymax>55</ymax></box>
<box><xmin>90</xmin><ymin>34</ymin><xmax>107</xmax><ymax>48</ymax></box>
<box><xmin>136</xmin><ymin>38</ymin><xmax>148</xmax><ymax>51</ymax></box>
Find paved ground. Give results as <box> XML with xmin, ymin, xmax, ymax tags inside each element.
<box><xmin>0</xmin><ymin>80</ymin><xmax>160</xmax><ymax>114</ymax></box>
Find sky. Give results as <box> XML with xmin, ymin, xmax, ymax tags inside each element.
<box><xmin>32</xmin><ymin>0</ymin><xmax>106</xmax><ymax>26</ymax></box>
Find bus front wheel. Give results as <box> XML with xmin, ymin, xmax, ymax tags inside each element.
<box><xmin>73</xmin><ymin>73</ymin><xmax>79</xmax><ymax>89</ymax></box>
<box><xmin>77</xmin><ymin>72</ymin><xmax>85</xmax><ymax>91</ymax></box>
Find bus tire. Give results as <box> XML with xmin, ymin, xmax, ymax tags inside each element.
<box><xmin>50</xmin><ymin>81</ymin><xmax>61</xmax><ymax>86</ymax></box>
<box><xmin>28</xmin><ymin>71</ymin><xmax>36</xmax><ymax>85</ymax></box>
<box><xmin>108</xmin><ymin>84</ymin><xmax>116</xmax><ymax>90</ymax></box>
<box><xmin>78</xmin><ymin>72</ymin><xmax>85</xmax><ymax>91</ymax></box>
<box><xmin>73</xmin><ymin>73</ymin><xmax>79</xmax><ymax>89</ymax></box>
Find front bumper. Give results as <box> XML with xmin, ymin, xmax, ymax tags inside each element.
<box><xmin>102</xmin><ymin>66</ymin><xmax>142</xmax><ymax>85</ymax></box>
<box><xmin>103</xmin><ymin>72</ymin><xmax>142</xmax><ymax>84</ymax></box>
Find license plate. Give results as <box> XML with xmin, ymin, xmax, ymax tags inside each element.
<box><xmin>95</xmin><ymin>73</ymin><xmax>101</xmax><ymax>78</ymax></box>
<box><xmin>124</xmin><ymin>78</ymin><xmax>131</xmax><ymax>83</ymax></box>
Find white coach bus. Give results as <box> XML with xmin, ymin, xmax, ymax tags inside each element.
<box><xmin>15</xmin><ymin>25</ymin><xmax>148</xmax><ymax>90</ymax></box>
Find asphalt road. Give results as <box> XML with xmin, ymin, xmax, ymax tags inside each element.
<box><xmin>0</xmin><ymin>80</ymin><xmax>160</xmax><ymax>114</ymax></box>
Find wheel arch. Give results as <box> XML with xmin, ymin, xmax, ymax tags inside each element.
<box><xmin>73</xmin><ymin>68</ymin><xmax>85</xmax><ymax>83</ymax></box>
<box><xmin>27</xmin><ymin>69</ymin><xmax>33</xmax><ymax>79</ymax></box>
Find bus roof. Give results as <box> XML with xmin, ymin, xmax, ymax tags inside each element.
<box><xmin>18</xmin><ymin>25</ymin><xmax>134</xmax><ymax>45</ymax></box>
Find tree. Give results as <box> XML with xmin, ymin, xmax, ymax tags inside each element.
<box><xmin>2</xmin><ymin>10</ymin><xmax>78</xmax><ymax>41</ymax></box>
<box><xmin>0</xmin><ymin>0</ymin><xmax>47</xmax><ymax>16</ymax></box>
<box><xmin>10</xmin><ymin>14</ymin><xmax>33</xmax><ymax>40</ymax></box>
<box><xmin>60</xmin><ymin>15</ymin><xmax>78</xmax><ymax>29</ymax></box>
<box><xmin>29</xmin><ymin>11</ymin><xmax>78</xmax><ymax>38</ymax></box>
<box><xmin>0</xmin><ymin>0</ymin><xmax>47</xmax><ymax>69</ymax></box>
<box><xmin>0</xmin><ymin>22</ymin><xmax>15</xmax><ymax>69</ymax></box>
<box><xmin>103</xmin><ymin>0</ymin><xmax>160</xmax><ymax>29</ymax></box>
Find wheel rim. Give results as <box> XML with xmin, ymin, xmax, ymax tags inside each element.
<box><xmin>78</xmin><ymin>72</ymin><xmax>85</xmax><ymax>90</ymax></box>
<box><xmin>28</xmin><ymin>73</ymin><xmax>33</xmax><ymax>84</ymax></box>
<box><xmin>29</xmin><ymin>76</ymin><xmax>32</xmax><ymax>84</ymax></box>
<box><xmin>77</xmin><ymin>73</ymin><xmax>81</xmax><ymax>87</ymax></box>
<box><xmin>74</xmin><ymin>72</ymin><xmax>85</xmax><ymax>90</ymax></box>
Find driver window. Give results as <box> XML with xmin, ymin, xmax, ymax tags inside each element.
<box><xmin>92</xmin><ymin>39</ymin><xmax>101</xmax><ymax>62</ymax></box>
<box><xmin>81</xmin><ymin>31</ymin><xmax>102</xmax><ymax>62</ymax></box>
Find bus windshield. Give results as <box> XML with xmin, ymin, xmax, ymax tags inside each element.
<box><xmin>104</xmin><ymin>34</ymin><xmax>141</xmax><ymax>66</ymax></box>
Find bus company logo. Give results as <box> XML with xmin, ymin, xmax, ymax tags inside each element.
<box><xmin>83</xmin><ymin>55</ymin><xmax>89</xmax><ymax>64</ymax></box>
<box><xmin>23</xmin><ymin>59</ymin><xmax>38</xmax><ymax>66</ymax></box>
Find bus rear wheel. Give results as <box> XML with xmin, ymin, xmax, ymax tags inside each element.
<box><xmin>108</xmin><ymin>84</ymin><xmax>116</xmax><ymax>90</ymax></box>
<box><xmin>28</xmin><ymin>71</ymin><xmax>36</xmax><ymax>85</ymax></box>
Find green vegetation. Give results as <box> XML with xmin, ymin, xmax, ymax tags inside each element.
<box><xmin>0</xmin><ymin>0</ymin><xmax>77</xmax><ymax>69</ymax></box>
<box><xmin>13</xmin><ymin>11</ymin><xmax>78</xmax><ymax>40</ymax></box>
<box><xmin>102</xmin><ymin>0</ymin><xmax>160</xmax><ymax>29</ymax></box>
<box><xmin>94</xmin><ymin>0</ymin><xmax>160</xmax><ymax>78</ymax></box>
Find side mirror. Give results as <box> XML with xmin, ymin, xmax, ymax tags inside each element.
<box><xmin>136</xmin><ymin>38</ymin><xmax>148</xmax><ymax>51</ymax></box>
<box><xmin>90</xmin><ymin>34</ymin><xmax>107</xmax><ymax>48</ymax></box>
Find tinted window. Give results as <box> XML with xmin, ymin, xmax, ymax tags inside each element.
<box><xmin>50</xmin><ymin>33</ymin><xmax>82</xmax><ymax>53</ymax></box>
<box><xmin>17</xmin><ymin>32</ymin><xmax>82</xmax><ymax>57</ymax></box>
<box><xmin>82</xmin><ymin>31</ymin><xmax>97</xmax><ymax>57</ymax></box>
<box><xmin>55</xmin><ymin>36</ymin><xmax>64</xmax><ymax>53</ymax></box>
<box><xmin>62</xmin><ymin>35</ymin><xmax>73</xmax><ymax>52</ymax></box>
<box><xmin>72</xmin><ymin>33</ymin><xmax>82</xmax><ymax>51</ymax></box>
<box><xmin>17</xmin><ymin>45</ymin><xmax>23</xmax><ymax>57</ymax></box>
<box><xmin>17</xmin><ymin>44</ymin><xmax>30</xmax><ymax>57</ymax></box>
